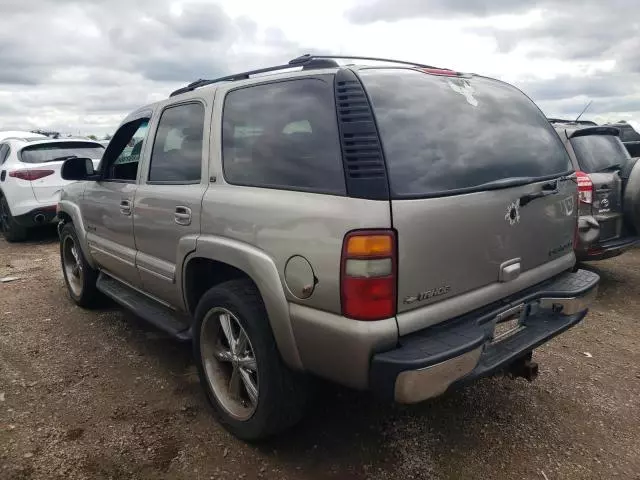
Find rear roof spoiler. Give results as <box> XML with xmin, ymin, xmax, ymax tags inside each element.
<box><xmin>568</xmin><ymin>126</ymin><xmax>620</xmax><ymax>139</ymax></box>
<box><xmin>548</xmin><ymin>118</ymin><xmax>598</xmax><ymax>126</ymax></box>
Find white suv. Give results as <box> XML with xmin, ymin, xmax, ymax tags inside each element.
<box><xmin>0</xmin><ymin>136</ymin><xmax>104</xmax><ymax>241</ymax></box>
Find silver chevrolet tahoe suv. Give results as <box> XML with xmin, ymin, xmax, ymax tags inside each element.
<box><xmin>56</xmin><ymin>54</ymin><xmax>600</xmax><ymax>441</ymax></box>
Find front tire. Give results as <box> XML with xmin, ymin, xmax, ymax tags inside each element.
<box><xmin>0</xmin><ymin>196</ymin><xmax>28</xmax><ymax>242</ymax></box>
<box><xmin>194</xmin><ymin>279</ymin><xmax>308</xmax><ymax>441</ymax></box>
<box><xmin>60</xmin><ymin>223</ymin><xmax>99</xmax><ymax>307</ymax></box>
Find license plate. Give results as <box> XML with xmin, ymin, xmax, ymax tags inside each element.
<box><xmin>492</xmin><ymin>318</ymin><xmax>522</xmax><ymax>343</ymax></box>
<box><xmin>492</xmin><ymin>303</ymin><xmax>525</xmax><ymax>343</ymax></box>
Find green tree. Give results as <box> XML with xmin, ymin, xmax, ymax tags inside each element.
<box><xmin>88</xmin><ymin>134</ymin><xmax>98</xmax><ymax>140</ymax></box>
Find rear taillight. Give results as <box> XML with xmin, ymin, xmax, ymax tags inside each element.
<box><xmin>572</xmin><ymin>182</ymin><xmax>581</xmax><ymax>250</ymax></box>
<box><xmin>576</xmin><ymin>171</ymin><xmax>593</xmax><ymax>205</ymax></box>
<box><xmin>9</xmin><ymin>169</ymin><xmax>55</xmax><ymax>181</ymax></box>
<box><xmin>341</xmin><ymin>230</ymin><xmax>396</xmax><ymax>321</ymax></box>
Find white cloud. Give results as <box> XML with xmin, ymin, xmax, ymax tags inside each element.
<box><xmin>0</xmin><ymin>0</ymin><xmax>638</xmax><ymax>135</ymax></box>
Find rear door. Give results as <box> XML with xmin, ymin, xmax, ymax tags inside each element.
<box><xmin>567</xmin><ymin>129</ymin><xmax>630</xmax><ymax>241</ymax></box>
<box><xmin>133</xmin><ymin>101</ymin><xmax>209</xmax><ymax>309</ymax></box>
<box><xmin>359</xmin><ymin>69</ymin><xmax>577</xmax><ymax>331</ymax></box>
<box><xmin>18</xmin><ymin>141</ymin><xmax>105</xmax><ymax>204</ymax></box>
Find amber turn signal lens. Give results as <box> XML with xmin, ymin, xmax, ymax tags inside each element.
<box><xmin>346</xmin><ymin>235</ymin><xmax>393</xmax><ymax>257</ymax></box>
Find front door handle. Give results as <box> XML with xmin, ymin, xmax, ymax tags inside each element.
<box><xmin>120</xmin><ymin>200</ymin><xmax>132</xmax><ymax>216</ymax></box>
<box><xmin>174</xmin><ymin>206</ymin><xmax>192</xmax><ymax>226</ymax></box>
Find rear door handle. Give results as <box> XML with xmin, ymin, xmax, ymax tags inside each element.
<box><xmin>174</xmin><ymin>206</ymin><xmax>192</xmax><ymax>226</ymax></box>
<box><xmin>120</xmin><ymin>200</ymin><xmax>132</xmax><ymax>216</ymax></box>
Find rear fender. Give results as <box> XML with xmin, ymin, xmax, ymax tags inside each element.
<box><xmin>185</xmin><ymin>235</ymin><xmax>303</xmax><ymax>370</ymax></box>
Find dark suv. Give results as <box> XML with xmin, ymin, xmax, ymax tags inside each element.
<box><xmin>604</xmin><ymin>122</ymin><xmax>640</xmax><ymax>157</ymax></box>
<box><xmin>553</xmin><ymin>123</ymin><xmax>640</xmax><ymax>260</ymax></box>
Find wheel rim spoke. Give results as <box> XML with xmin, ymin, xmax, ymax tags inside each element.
<box><xmin>63</xmin><ymin>238</ymin><xmax>83</xmax><ymax>296</ymax></box>
<box><xmin>235</xmin><ymin>329</ymin><xmax>248</xmax><ymax>355</ymax></box>
<box><xmin>71</xmin><ymin>246</ymin><xmax>83</xmax><ymax>272</ymax></box>
<box><xmin>229</xmin><ymin>366</ymin><xmax>242</xmax><ymax>399</ymax></box>
<box><xmin>237</xmin><ymin>355</ymin><xmax>257</xmax><ymax>372</ymax></box>
<box><xmin>239</xmin><ymin>368</ymin><xmax>258</xmax><ymax>406</ymax></box>
<box><xmin>219</xmin><ymin>313</ymin><xmax>236</xmax><ymax>352</ymax></box>
<box><xmin>212</xmin><ymin>345</ymin><xmax>233</xmax><ymax>363</ymax></box>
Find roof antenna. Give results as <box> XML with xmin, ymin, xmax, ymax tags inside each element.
<box><xmin>575</xmin><ymin>100</ymin><xmax>593</xmax><ymax>122</ymax></box>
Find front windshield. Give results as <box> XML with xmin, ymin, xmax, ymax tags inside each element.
<box><xmin>570</xmin><ymin>135</ymin><xmax>630</xmax><ymax>173</ymax></box>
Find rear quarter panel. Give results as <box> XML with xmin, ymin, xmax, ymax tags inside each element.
<box><xmin>199</xmin><ymin>185</ymin><xmax>391</xmax><ymax>314</ymax></box>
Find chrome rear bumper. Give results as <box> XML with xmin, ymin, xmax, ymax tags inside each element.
<box><xmin>371</xmin><ymin>269</ymin><xmax>600</xmax><ymax>404</ymax></box>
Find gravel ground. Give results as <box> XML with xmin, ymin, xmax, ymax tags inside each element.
<box><xmin>1</xmin><ymin>229</ymin><xmax>639</xmax><ymax>480</ymax></box>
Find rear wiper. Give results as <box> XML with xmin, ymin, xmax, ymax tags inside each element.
<box><xmin>519</xmin><ymin>180</ymin><xmax>560</xmax><ymax>207</ymax></box>
<box><xmin>49</xmin><ymin>155</ymin><xmax>78</xmax><ymax>162</ymax></box>
<box><xmin>593</xmin><ymin>163</ymin><xmax>621</xmax><ymax>173</ymax></box>
<box><xmin>474</xmin><ymin>177</ymin><xmax>537</xmax><ymax>190</ymax></box>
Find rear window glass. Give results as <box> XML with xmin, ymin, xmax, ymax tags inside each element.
<box><xmin>222</xmin><ymin>78</ymin><xmax>345</xmax><ymax>195</ymax></box>
<box><xmin>570</xmin><ymin>135</ymin><xmax>630</xmax><ymax>173</ymax></box>
<box><xmin>359</xmin><ymin>69</ymin><xmax>572</xmax><ymax>197</ymax></box>
<box><xmin>20</xmin><ymin>142</ymin><xmax>104</xmax><ymax>164</ymax></box>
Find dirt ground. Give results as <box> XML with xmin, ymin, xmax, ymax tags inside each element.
<box><xmin>0</xmin><ymin>229</ymin><xmax>639</xmax><ymax>480</ymax></box>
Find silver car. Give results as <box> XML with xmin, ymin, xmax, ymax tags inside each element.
<box><xmin>56</xmin><ymin>54</ymin><xmax>599</xmax><ymax>440</ymax></box>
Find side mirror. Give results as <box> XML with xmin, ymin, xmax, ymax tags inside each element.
<box><xmin>61</xmin><ymin>157</ymin><xmax>97</xmax><ymax>181</ymax></box>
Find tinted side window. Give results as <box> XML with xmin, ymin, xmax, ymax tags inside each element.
<box><xmin>222</xmin><ymin>78</ymin><xmax>345</xmax><ymax>195</ymax></box>
<box><xmin>149</xmin><ymin>103</ymin><xmax>204</xmax><ymax>183</ymax></box>
<box><xmin>103</xmin><ymin>119</ymin><xmax>150</xmax><ymax>182</ymax></box>
<box><xmin>620</xmin><ymin>126</ymin><xmax>640</xmax><ymax>142</ymax></box>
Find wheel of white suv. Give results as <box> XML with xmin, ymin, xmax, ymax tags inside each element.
<box><xmin>0</xmin><ymin>196</ymin><xmax>27</xmax><ymax>242</ymax></box>
<box><xmin>60</xmin><ymin>223</ymin><xmax>99</xmax><ymax>307</ymax></box>
<box><xmin>193</xmin><ymin>279</ymin><xmax>308</xmax><ymax>441</ymax></box>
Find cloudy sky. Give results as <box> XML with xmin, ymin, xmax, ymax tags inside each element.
<box><xmin>1</xmin><ymin>0</ymin><xmax>639</xmax><ymax>136</ymax></box>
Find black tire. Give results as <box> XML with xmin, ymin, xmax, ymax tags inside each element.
<box><xmin>193</xmin><ymin>279</ymin><xmax>308</xmax><ymax>441</ymax></box>
<box><xmin>59</xmin><ymin>222</ymin><xmax>100</xmax><ymax>308</ymax></box>
<box><xmin>623</xmin><ymin>157</ymin><xmax>640</xmax><ymax>234</ymax></box>
<box><xmin>0</xmin><ymin>196</ymin><xmax>28</xmax><ymax>242</ymax></box>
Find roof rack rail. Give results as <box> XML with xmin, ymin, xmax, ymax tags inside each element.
<box><xmin>288</xmin><ymin>54</ymin><xmax>439</xmax><ymax>70</ymax></box>
<box><xmin>169</xmin><ymin>56</ymin><xmax>340</xmax><ymax>97</ymax></box>
<box><xmin>169</xmin><ymin>53</ymin><xmax>444</xmax><ymax>97</ymax></box>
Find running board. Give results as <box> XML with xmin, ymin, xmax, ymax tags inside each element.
<box><xmin>96</xmin><ymin>272</ymin><xmax>192</xmax><ymax>341</ymax></box>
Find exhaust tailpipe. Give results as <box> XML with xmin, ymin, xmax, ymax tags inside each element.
<box><xmin>34</xmin><ymin>214</ymin><xmax>46</xmax><ymax>224</ymax></box>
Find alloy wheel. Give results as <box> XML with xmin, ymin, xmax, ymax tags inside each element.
<box><xmin>62</xmin><ymin>236</ymin><xmax>84</xmax><ymax>297</ymax></box>
<box><xmin>200</xmin><ymin>307</ymin><xmax>259</xmax><ymax>420</ymax></box>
